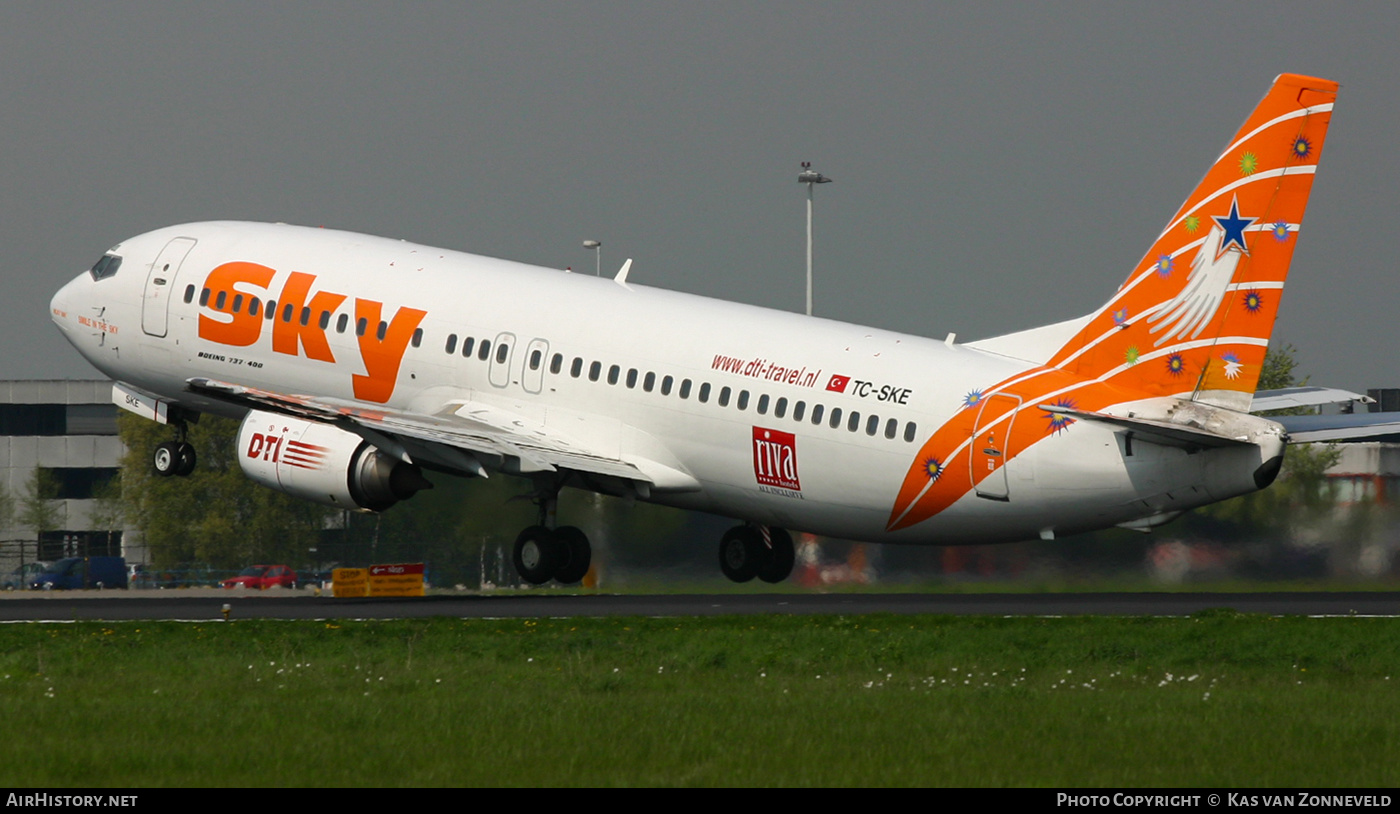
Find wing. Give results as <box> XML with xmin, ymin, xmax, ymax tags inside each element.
<box><xmin>1273</xmin><ymin>412</ymin><xmax>1400</xmax><ymax>444</ymax></box>
<box><xmin>1250</xmin><ymin>386</ymin><xmax>1373</xmax><ymax>413</ymax></box>
<box><xmin>185</xmin><ymin>377</ymin><xmax>700</xmax><ymax>497</ymax></box>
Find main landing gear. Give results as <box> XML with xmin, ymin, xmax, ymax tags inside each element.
<box><xmin>719</xmin><ymin>524</ymin><xmax>795</xmax><ymax>584</ymax></box>
<box><xmin>512</xmin><ymin>481</ymin><xmax>592</xmax><ymax>585</ymax></box>
<box><xmin>151</xmin><ymin>421</ymin><xmax>197</xmax><ymax>478</ymax></box>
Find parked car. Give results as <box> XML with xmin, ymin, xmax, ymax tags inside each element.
<box><xmin>30</xmin><ymin>557</ymin><xmax>128</xmax><ymax>590</ymax></box>
<box><xmin>2</xmin><ymin>561</ymin><xmax>50</xmax><ymax>590</ymax></box>
<box><xmin>221</xmin><ymin>564</ymin><xmax>298</xmax><ymax>590</ymax></box>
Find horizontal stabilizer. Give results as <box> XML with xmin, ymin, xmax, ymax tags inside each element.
<box><xmin>1276</xmin><ymin>412</ymin><xmax>1400</xmax><ymax>443</ymax></box>
<box><xmin>1251</xmin><ymin>386</ymin><xmax>1372</xmax><ymax>412</ymax></box>
<box><xmin>1039</xmin><ymin>404</ymin><xmax>1253</xmax><ymax>450</ymax></box>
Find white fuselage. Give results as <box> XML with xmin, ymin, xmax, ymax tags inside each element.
<box><xmin>50</xmin><ymin>221</ymin><xmax>1282</xmax><ymax>545</ymax></box>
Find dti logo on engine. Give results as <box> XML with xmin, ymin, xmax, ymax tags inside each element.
<box><xmin>752</xmin><ymin>427</ymin><xmax>801</xmax><ymax>492</ymax></box>
<box><xmin>246</xmin><ymin>432</ymin><xmax>285</xmax><ymax>463</ymax></box>
<box><xmin>246</xmin><ymin>431</ymin><xmax>328</xmax><ymax>470</ymax></box>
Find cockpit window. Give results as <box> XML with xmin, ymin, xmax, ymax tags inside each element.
<box><xmin>88</xmin><ymin>254</ymin><xmax>121</xmax><ymax>281</ymax></box>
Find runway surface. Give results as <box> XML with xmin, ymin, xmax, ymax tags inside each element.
<box><xmin>1</xmin><ymin>590</ymin><xmax>1398</xmax><ymax>621</ymax></box>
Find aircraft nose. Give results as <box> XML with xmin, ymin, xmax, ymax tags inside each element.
<box><xmin>49</xmin><ymin>275</ymin><xmax>81</xmax><ymax>332</ymax></box>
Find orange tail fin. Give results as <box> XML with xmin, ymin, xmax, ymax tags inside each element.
<box><xmin>1045</xmin><ymin>73</ymin><xmax>1338</xmax><ymax>411</ymax></box>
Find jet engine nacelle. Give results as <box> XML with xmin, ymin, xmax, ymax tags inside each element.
<box><xmin>236</xmin><ymin>409</ymin><xmax>431</xmax><ymax>512</ymax></box>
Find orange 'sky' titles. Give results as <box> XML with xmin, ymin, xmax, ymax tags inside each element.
<box><xmin>195</xmin><ymin>264</ymin><xmax>424</xmax><ymax>404</ymax></box>
<box><xmin>271</xmin><ymin>271</ymin><xmax>347</xmax><ymax>363</ymax></box>
<box><xmin>353</xmin><ymin>300</ymin><xmax>427</xmax><ymax>403</ymax></box>
<box><xmin>197</xmin><ymin>262</ymin><xmax>275</xmax><ymax>347</ymax></box>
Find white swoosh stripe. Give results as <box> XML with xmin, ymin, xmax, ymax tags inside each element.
<box><xmin>1216</xmin><ymin>103</ymin><xmax>1333</xmax><ymax>162</ymax></box>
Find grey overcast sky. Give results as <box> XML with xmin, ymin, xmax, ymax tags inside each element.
<box><xmin>7</xmin><ymin>2</ymin><xmax>1398</xmax><ymax>391</ymax></box>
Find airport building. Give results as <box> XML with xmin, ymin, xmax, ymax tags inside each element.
<box><xmin>1322</xmin><ymin>390</ymin><xmax>1400</xmax><ymax>505</ymax></box>
<box><xmin>0</xmin><ymin>380</ymin><xmax>141</xmax><ymax>580</ymax></box>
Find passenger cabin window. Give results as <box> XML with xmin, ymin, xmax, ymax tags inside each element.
<box><xmin>411</xmin><ymin>328</ymin><xmax>423</xmax><ymax>348</ymax></box>
<box><xmin>478</xmin><ymin>340</ymin><xmax>491</xmax><ymax>361</ymax></box>
<box><xmin>644</xmin><ymin>372</ymin><xmax>656</xmax><ymax>392</ymax></box>
<box><xmin>719</xmin><ymin>387</ymin><xmax>731</xmax><ymax>407</ymax></box>
<box><xmin>529</xmin><ymin>350</ymin><xmax>543</xmax><ymax>370</ymax></box>
<box><xmin>866</xmin><ymin>415</ymin><xmax>879</xmax><ymax>436</ymax></box>
<box><xmin>626</xmin><ymin>369</ymin><xmax>638</xmax><ymax>388</ymax></box>
<box><xmin>904</xmin><ymin>422</ymin><xmax>917</xmax><ymax>443</ymax></box>
<box><xmin>828</xmin><ymin>407</ymin><xmax>842</xmax><ymax>429</ymax></box>
<box><xmin>848</xmin><ymin>411</ymin><xmax>861</xmax><ymax>432</ymax></box>
<box><xmin>495</xmin><ymin>342</ymin><xmax>508</xmax><ymax>363</ymax></box>
<box><xmin>264</xmin><ymin>300</ymin><xmax>276</xmax><ymax>320</ymax></box>
<box><xmin>462</xmin><ymin>337</ymin><xmax>475</xmax><ymax>357</ymax></box>
<box><xmin>661</xmin><ymin>376</ymin><xmax>674</xmax><ymax>396</ymax></box>
<box><xmin>756</xmin><ymin>394</ymin><xmax>769</xmax><ymax>414</ymax></box>
<box><xmin>319</xmin><ymin>311</ymin><xmax>331</xmax><ymax>330</ymax></box>
<box><xmin>885</xmin><ymin>418</ymin><xmax>898</xmax><ymax>439</ymax></box>
<box><xmin>571</xmin><ymin>358</ymin><xmax>583</xmax><ymax>378</ymax></box>
<box><xmin>588</xmin><ymin>361</ymin><xmax>601</xmax><ymax>382</ymax></box>
<box><xmin>249</xmin><ymin>298</ymin><xmax>260</xmax><ymax>318</ymax></box>
<box><xmin>183</xmin><ymin>285</ymin><xmax>195</xmax><ymax>304</ymax></box>
<box><xmin>378</xmin><ymin>322</ymin><xmax>389</xmax><ymax>341</ymax></box>
<box><xmin>550</xmin><ymin>354</ymin><xmax>563</xmax><ymax>374</ymax></box>
<box><xmin>793</xmin><ymin>401</ymin><xmax>805</xmax><ymax>422</ymax></box>
<box><xmin>88</xmin><ymin>255</ymin><xmax>121</xmax><ymax>281</ymax></box>
<box><xmin>445</xmin><ymin>334</ymin><xmax>458</xmax><ymax>354</ymax></box>
<box><xmin>699</xmin><ymin>383</ymin><xmax>711</xmax><ymax>403</ymax></box>
<box><xmin>232</xmin><ymin>294</ymin><xmax>243</xmax><ymax>313</ymax></box>
<box><xmin>775</xmin><ymin>397</ymin><xmax>787</xmax><ymax>418</ymax></box>
<box><xmin>811</xmin><ymin>404</ymin><xmax>824</xmax><ymax>425</ymax></box>
<box><xmin>607</xmin><ymin>364</ymin><xmax>620</xmax><ymax>385</ymax></box>
<box><xmin>282</xmin><ymin>303</ymin><xmax>294</xmax><ymax>323</ymax></box>
<box><xmin>300</xmin><ymin>306</ymin><xmax>311</xmax><ymax>326</ymax></box>
<box><xmin>680</xmin><ymin>379</ymin><xmax>692</xmax><ymax>399</ymax></box>
<box><xmin>215</xmin><ymin>291</ymin><xmax>227</xmax><ymax>310</ymax></box>
<box><xmin>737</xmin><ymin>390</ymin><xmax>750</xmax><ymax>411</ymax></box>
<box><xmin>356</xmin><ymin>318</ymin><xmax>367</xmax><ymax>336</ymax></box>
<box><xmin>337</xmin><ymin>314</ymin><xmax>348</xmax><ymax>333</ymax></box>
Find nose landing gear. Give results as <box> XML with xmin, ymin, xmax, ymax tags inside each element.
<box><xmin>152</xmin><ymin>420</ymin><xmax>197</xmax><ymax>478</ymax></box>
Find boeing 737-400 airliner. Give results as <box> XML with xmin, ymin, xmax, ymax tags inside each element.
<box><xmin>51</xmin><ymin>74</ymin><xmax>1366</xmax><ymax>584</ymax></box>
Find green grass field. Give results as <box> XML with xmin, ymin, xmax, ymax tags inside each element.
<box><xmin>1</xmin><ymin>613</ymin><xmax>1397</xmax><ymax>786</ymax></box>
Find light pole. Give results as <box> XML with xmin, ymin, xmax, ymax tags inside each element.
<box><xmin>583</xmin><ymin>239</ymin><xmax>602</xmax><ymax>276</ymax></box>
<box><xmin>797</xmin><ymin>162</ymin><xmax>832</xmax><ymax>316</ymax></box>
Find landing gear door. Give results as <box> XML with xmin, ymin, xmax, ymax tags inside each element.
<box><xmin>142</xmin><ymin>237</ymin><xmax>196</xmax><ymax>338</ymax></box>
<box><xmin>521</xmin><ymin>338</ymin><xmax>549</xmax><ymax>394</ymax></box>
<box><xmin>971</xmin><ymin>394</ymin><xmax>1020</xmax><ymax>501</ymax></box>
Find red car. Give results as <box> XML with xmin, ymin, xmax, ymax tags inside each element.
<box><xmin>222</xmin><ymin>564</ymin><xmax>298</xmax><ymax>590</ymax></box>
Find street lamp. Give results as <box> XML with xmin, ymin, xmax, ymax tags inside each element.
<box><xmin>583</xmin><ymin>239</ymin><xmax>602</xmax><ymax>276</ymax></box>
<box><xmin>797</xmin><ymin>162</ymin><xmax>832</xmax><ymax>316</ymax></box>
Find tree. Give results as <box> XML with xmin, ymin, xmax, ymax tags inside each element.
<box><xmin>19</xmin><ymin>467</ymin><xmax>62</xmax><ymax>541</ymax></box>
<box><xmin>117</xmin><ymin>413</ymin><xmax>333</xmax><ymax>569</ymax></box>
<box><xmin>88</xmin><ymin>473</ymin><xmax>125</xmax><ymax>555</ymax></box>
<box><xmin>1178</xmin><ymin>344</ymin><xmax>1341</xmax><ymax>542</ymax></box>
